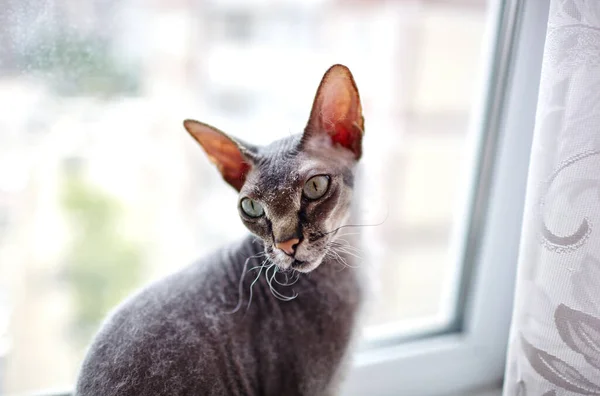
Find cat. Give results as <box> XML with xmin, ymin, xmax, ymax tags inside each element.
<box><xmin>75</xmin><ymin>64</ymin><xmax>366</xmax><ymax>396</ymax></box>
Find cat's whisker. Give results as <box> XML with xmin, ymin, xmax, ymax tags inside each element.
<box><xmin>327</xmin><ymin>248</ymin><xmax>353</xmax><ymax>269</ymax></box>
<box><xmin>271</xmin><ymin>267</ymin><xmax>299</xmax><ymax>301</ymax></box>
<box><xmin>265</xmin><ymin>264</ymin><xmax>298</xmax><ymax>301</ymax></box>
<box><xmin>323</xmin><ymin>213</ymin><xmax>389</xmax><ymax>236</ymax></box>
<box><xmin>325</xmin><ymin>250</ymin><xmax>348</xmax><ymax>272</ymax></box>
<box><xmin>328</xmin><ymin>240</ymin><xmax>361</xmax><ymax>253</ymax></box>
<box><xmin>329</xmin><ymin>243</ymin><xmax>363</xmax><ymax>260</ymax></box>
<box><xmin>331</xmin><ymin>243</ymin><xmax>370</xmax><ymax>268</ymax></box>
<box><xmin>288</xmin><ymin>271</ymin><xmax>300</xmax><ymax>286</ymax></box>
<box><xmin>280</xmin><ymin>269</ymin><xmax>301</xmax><ymax>286</ymax></box>
<box><xmin>333</xmin><ymin>235</ymin><xmax>362</xmax><ymax>244</ymax></box>
<box><xmin>271</xmin><ymin>266</ymin><xmax>285</xmax><ymax>286</ymax></box>
<box><xmin>245</xmin><ymin>258</ymin><xmax>269</xmax><ymax>313</ymax></box>
<box><xmin>327</xmin><ymin>239</ymin><xmax>362</xmax><ymax>251</ymax></box>
<box><xmin>335</xmin><ymin>246</ymin><xmax>362</xmax><ymax>256</ymax></box>
<box><xmin>227</xmin><ymin>252</ymin><xmax>266</xmax><ymax>314</ymax></box>
<box><xmin>265</xmin><ymin>266</ymin><xmax>296</xmax><ymax>301</ymax></box>
<box><xmin>335</xmin><ymin>249</ymin><xmax>362</xmax><ymax>261</ymax></box>
<box><xmin>328</xmin><ymin>245</ymin><xmax>363</xmax><ymax>269</ymax></box>
<box><xmin>330</xmin><ymin>239</ymin><xmax>362</xmax><ymax>253</ymax></box>
<box><xmin>332</xmin><ymin>252</ymin><xmax>354</xmax><ymax>270</ymax></box>
<box><xmin>273</xmin><ymin>267</ymin><xmax>300</xmax><ymax>287</ymax></box>
<box><xmin>334</xmin><ymin>232</ymin><xmax>362</xmax><ymax>238</ymax></box>
<box><xmin>247</xmin><ymin>264</ymin><xmax>267</xmax><ymax>272</ymax></box>
<box><xmin>331</xmin><ymin>238</ymin><xmax>363</xmax><ymax>250</ymax></box>
<box><xmin>334</xmin><ymin>251</ymin><xmax>353</xmax><ymax>268</ymax></box>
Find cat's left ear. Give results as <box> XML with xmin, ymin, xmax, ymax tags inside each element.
<box><xmin>303</xmin><ymin>64</ymin><xmax>364</xmax><ymax>160</ymax></box>
<box><xmin>184</xmin><ymin>119</ymin><xmax>255</xmax><ymax>191</ymax></box>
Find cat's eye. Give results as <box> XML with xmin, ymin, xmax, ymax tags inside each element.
<box><xmin>240</xmin><ymin>197</ymin><xmax>264</xmax><ymax>218</ymax></box>
<box><xmin>303</xmin><ymin>175</ymin><xmax>330</xmax><ymax>200</ymax></box>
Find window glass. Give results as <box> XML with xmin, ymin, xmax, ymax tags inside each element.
<box><xmin>0</xmin><ymin>0</ymin><xmax>489</xmax><ymax>393</ymax></box>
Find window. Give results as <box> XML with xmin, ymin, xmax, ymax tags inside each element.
<box><xmin>207</xmin><ymin>86</ymin><xmax>257</xmax><ymax>117</ymax></box>
<box><xmin>0</xmin><ymin>0</ymin><xmax>550</xmax><ymax>394</ymax></box>
<box><xmin>212</xmin><ymin>9</ymin><xmax>256</xmax><ymax>43</ymax></box>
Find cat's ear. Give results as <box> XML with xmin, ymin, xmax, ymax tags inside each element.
<box><xmin>184</xmin><ymin>119</ymin><xmax>255</xmax><ymax>191</ymax></box>
<box><xmin>303</xmin><ymin>64</ymin><xmax>364</xmax><ymax>160</ymax></box>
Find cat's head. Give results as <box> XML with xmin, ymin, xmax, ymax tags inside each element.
<box><xmin>184</xmin><ymin>64</ymin><xmax>364</xmax><ymax>273</ymax></box>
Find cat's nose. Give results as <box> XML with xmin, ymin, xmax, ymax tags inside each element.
<box><xmin>275</xmin><ymin>238</ymin><xmax>300</xmax><ymax>256</ymax></box>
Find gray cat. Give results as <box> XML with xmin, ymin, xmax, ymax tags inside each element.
<box><xmin>75</xmin><ymin>64</ymin><xmax>366</xmax><ymax>396</ymax></box>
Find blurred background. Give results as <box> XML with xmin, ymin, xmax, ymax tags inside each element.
<box><xmin>0</xmin><ymin>0</ymin><xmax>489</xmax><ymax>393</ymax></box>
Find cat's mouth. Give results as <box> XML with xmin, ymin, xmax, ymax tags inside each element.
<box><xmin>288</xmin><ymin>259</ymin><xmax>320</xmax><ymax>273</ymax></box>
<box><xmin>267</xmin><ymin>246</ymin><xmax>322</xmax><ymax>273</ymax></box>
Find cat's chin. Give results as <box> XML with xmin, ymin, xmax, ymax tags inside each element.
<box><xmin>268</xmin><ymin>250</ymin><xmax>323</xmax><ymax>273</ymax></box>
<box><xmin>289</xmin><ymin>259</ymin><xmax>320</xmax><ymax>273</ymax></box>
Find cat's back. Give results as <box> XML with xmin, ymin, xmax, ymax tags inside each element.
<box><xmin>74</xmin><ymin>238</ymin><xmax>257</xmax><ymax>396</ymax></box>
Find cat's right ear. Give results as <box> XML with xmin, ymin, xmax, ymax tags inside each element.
<box><xmin>302</xmin><ymin>64</ymin><xmax>364</xmax><ymax>160</ymax></box>
<box><xmin>183</xmin><ymin>119</ymin><xmax>255</xmax><ymax>192</ymax></box>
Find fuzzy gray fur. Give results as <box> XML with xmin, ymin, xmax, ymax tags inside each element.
<box><xmin>75</xmin><ymin>131</ymin><xmax>365</xmax><ymax>396</ymax></box>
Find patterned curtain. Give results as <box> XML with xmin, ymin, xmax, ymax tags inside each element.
<box><xmin>503</xmin><ymin>1</ymin><xmax>600</xmax><ymax>395</ymax></box>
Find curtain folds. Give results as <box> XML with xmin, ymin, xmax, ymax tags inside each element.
<box><xmin>503</xmin><ymin>1</ymin><xmax>600</xmax><ymax>395</ymax></box>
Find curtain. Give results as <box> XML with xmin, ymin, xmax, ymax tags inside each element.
<box><xmin>503</xmin><ymin>1</ymin><xmax>600</xmax><ymax>395</ymax></box>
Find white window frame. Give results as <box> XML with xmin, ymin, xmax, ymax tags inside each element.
<box><xmin>342</xmin><ymin>0</ymin><xmax>550</xmax><ymax>395</ymax></box>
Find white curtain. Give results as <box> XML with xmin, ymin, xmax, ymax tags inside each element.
<box><xmin>503</xmin><ymin>1</ymin><xmax>600</xmax><ymax>395</ymax></box>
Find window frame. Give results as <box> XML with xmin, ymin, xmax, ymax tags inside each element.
<box><xmin>341</xmin><ymin>0</ymin><xmax>550</xmax><ymax>394</ymax></box>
